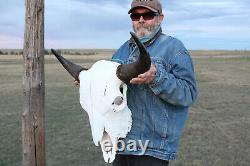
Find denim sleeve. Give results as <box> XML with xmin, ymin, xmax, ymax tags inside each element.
<box><xmin>149</xmin><ymin>49</ymin><xmax>198</xmax><ymax>107</ymax></box>
<box><xmin>111</xmin><ymin>51</ymin><xmax>124</xmax><ymax>64</ymax></box>
<box><xmin>111</xmin><ymin>41</ymin><xmax>129</xmax><ymax>64</ymax></box>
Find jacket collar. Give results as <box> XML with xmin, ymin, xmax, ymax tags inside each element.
<box><xmin>129</xmin><ymin>26</ymin><xmax>162</xmax><ymax>48</ymax></box>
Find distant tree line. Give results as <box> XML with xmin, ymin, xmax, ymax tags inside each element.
<box><xmin>0</xmin><ymin>49</ymin><xmax>98</xmax><ymax>55</ymax></box>
<box><xmin>0</xmin><ymin>50</ymin><xmax>23</xmax><ymax>55</ymax></box>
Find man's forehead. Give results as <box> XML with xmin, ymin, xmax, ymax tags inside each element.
<box><xmin>130</xmin><ymin>7</ymin><xmax>152</xmax><ymax>14</ymax></box>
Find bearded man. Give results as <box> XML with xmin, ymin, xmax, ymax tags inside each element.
<box><xmin>111</xmin><ymin>0</ymin><xmax>198</xmax><ymax>165</ymax></box>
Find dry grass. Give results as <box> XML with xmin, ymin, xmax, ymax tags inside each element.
<box><xmin>0</xmin><ymin>51</ymin><xmax>250</xmax><ymax>166</ymax></box>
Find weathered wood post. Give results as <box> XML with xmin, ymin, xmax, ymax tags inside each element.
<box><xmin>22</xmin><ymin>0</ymin><xmax>45</xmax><ymax>166</ymax></box>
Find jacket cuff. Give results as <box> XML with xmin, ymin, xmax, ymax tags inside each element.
<box><xmin>149</xmin><ymin>60</ymin><xmax>168</xmax><ymax>95</ymax></box>
<box><xmin>111</xmin><ymin>58</ymin><xmax>124</xmax><ymax>64</ymax></box>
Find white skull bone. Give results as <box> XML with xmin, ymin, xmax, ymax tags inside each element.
<box><xmin>79</xmin><ymin>60</ymin><xmax>132</xmax><ymax>163</ymax></box>
<box><xmin>51</xmin><ymin>32</ymin><xmax>151</xmax><ymax>163</ymax></box>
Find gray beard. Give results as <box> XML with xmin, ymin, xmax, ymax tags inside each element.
<box><xmin>133</xmin><ymin>24</ymin><xmax>159</xmax><ymax>38</ymax></box>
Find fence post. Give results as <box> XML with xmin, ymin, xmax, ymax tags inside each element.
<box><xmin>22</xmin><ymin>0</ymin><xmax>45</xmax><ymax>165</ymax></box>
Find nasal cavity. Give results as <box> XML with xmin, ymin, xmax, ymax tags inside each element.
<box><xmin>113</xmin><ymin>96</ymin><xmax>123</xmax><ymax>105</ymax></box>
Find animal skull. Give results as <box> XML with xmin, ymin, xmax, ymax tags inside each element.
<box><xmin>51</xmin><ymin>32</ymin><xmax>151</xmax><ymax>163</ymax></box>
<box><xmin>79</xmin><ymin>60</ymin><xmax>132</xmax><ymax>162</ymax></box>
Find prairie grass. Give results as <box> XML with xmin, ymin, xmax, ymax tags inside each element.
<box><xmin>0</xmin><ymin>51</ymin><xmax>250</xmax><ymax>166</ymax></box>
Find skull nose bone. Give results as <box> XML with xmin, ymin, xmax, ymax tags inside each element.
<box><xmin>112</xmin><ymin>96</ymin><xmax>124</xmax><ymax>105</ymax></box>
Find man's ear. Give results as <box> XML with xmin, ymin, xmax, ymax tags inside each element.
<box><xmin>159</xmin><ymin>14</ymin><xmax>164</xmax><ymax>22</ymax></box>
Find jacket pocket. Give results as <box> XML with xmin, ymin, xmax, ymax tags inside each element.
<box><xmin>152</xmin><ymin>97</ymin><xmax>177</xmax><ymax>144</ymax></box>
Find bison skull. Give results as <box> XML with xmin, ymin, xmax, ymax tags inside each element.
<box><xmin>51</xmin><ymin>32</ymin><xmax>151</xmax><ymax>163</ymax></box>
<box><xmin>79</xmin><ymin>60</ymin><xmax>132</xmax><ymax>162</ymax></box>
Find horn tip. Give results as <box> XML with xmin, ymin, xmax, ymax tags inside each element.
<box><xmin>51</xmin><ymin>48</ymin><xmax>57</xmax><ymax>55</ymax></box>
<box><xmin>130</xmin><ymin>32</ymin><xmax>136</xmax><ymax>38</ymax></box>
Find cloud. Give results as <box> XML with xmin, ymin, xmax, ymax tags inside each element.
<box><xmin>0</xmin><ymin>34</ymin><xmax>23</xmax><ymax>49</ymax></box>
<box><xmin>162</xmin><ymin>0</ymin><xmax>250</xmax><ymax>49</ymax></box>
<box><xmin>44</xmin><ymin>0</ymin><xmax>132</xmax><ymax>48</ymax></box>
<box><xmin>164</xmin><ymin>0</ymin><xmax>249</xmax><ymax>21</ymax></box>
<box><xmin>0</xmin><ymin>1</ymin><xmax>24</xmax><ymax>37</ymax></box>
<box><xmin>45</xmin><ymin>0</ymin><xmax>130</xmax><ymax>38</ymax></box>
<box><xmin>0</xmin><ymin>0</ymin><xmax>249</xmax><ymax>49</ymax></box>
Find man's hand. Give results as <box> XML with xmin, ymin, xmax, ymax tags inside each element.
<box><xmin>130</xmin><ymin>64</ymin><xmax>157</xmax><ymax>84</ymax></box>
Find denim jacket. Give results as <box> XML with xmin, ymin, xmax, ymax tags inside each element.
<box><xmin>111</xmin><ymin>31</ymin><xmax>197</xmax><ymax>161</ymax></box>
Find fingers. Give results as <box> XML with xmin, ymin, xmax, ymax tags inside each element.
<box><xmin>130</xmin><ymin>72</ymin><xmax>153</xmax><ymax>84</ymax></box>
<box><xmin>130</xmin><ymin>77</ymin><xmax>145</xmax><ymax>84</ymax></box>
<box><xmin>130</xmin><ymin>64</ymin><xmax>157</xmax><ymax>84</ymax></box>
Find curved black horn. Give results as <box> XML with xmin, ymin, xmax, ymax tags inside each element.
<box><xmin>116</xmin><ymin>32</ymin><xmax>151</xmax><ymax>83</ymax></box>
<box><xmin>51</xmin><ymin>49</ymin><xmax>87</xmax><ymax>81</ymax></box>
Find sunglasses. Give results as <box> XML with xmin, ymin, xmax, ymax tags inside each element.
<box><xmin>130</xmin><ymin>12</ymin><xmax>159</xmax><ymax>21</ymax></box>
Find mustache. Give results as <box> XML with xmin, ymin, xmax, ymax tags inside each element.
<box><xmin>134</xmin><ymin>26</ymin><xmax>151</xmax><ymax>33</ymax></box>
<box><xmin>134</xmin><ymin>23</ymin><xmax>159</xmax><ymax>32</ymax></box>
<box><xmin>134</xmin><ymin>25</ymin><xmax>154</xmax><ymax>35</ymax></box>
<box><xmin>136</xmin><ymin>24</ymin><xmax>150</xmax><ymax>29</ymax></box>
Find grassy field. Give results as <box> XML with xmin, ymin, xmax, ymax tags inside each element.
<box><xmin>0</xmin><ymin>51</ymin><xmax>250</xmax><ymax>166</ymax></box>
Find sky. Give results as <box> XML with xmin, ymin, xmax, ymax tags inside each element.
<box><xmin>0</xmin><ymin>0</ymin><xmax>250</xmax><ymax>50</ymax></box>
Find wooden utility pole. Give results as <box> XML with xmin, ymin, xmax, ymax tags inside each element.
<box><xmin>22</xmin><ymin>0</ymin><xmax>45</xmax><ymax>166</ymax></box>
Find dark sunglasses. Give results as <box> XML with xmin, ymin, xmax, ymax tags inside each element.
<box><xmin>130</xmin><ymin>12</ymin><xmax>159</xmax><ymax>21</ymax></box>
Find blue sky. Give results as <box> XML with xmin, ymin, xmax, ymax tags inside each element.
<box><xmin>0</xmin><ymin>0</ymin><xmax>250</xmax><ymax>50</ymax></box>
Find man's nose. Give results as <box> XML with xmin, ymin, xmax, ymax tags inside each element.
<box><xmin>138</xmin><ymin>16</ymin><xmax>145</xmax><ymax>23</ymax></box>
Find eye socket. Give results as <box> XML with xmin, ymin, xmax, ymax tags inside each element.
<box><xmin>112</xmin><ymin>96</ymin><xmax>123</xmax><ymax>106</ymax></box>
<box><xmin>119</xmin><ymin>84</ymin><xmax>124</xmax><ymax>94</ymax></box>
